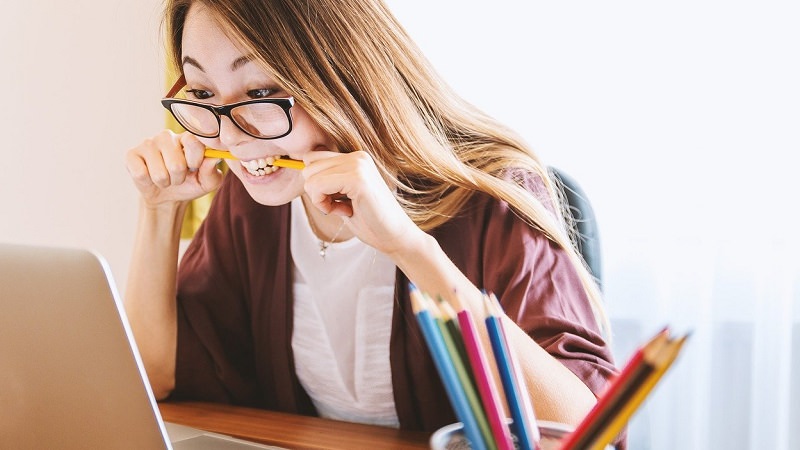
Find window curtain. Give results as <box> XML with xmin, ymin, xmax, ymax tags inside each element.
<box><xmin>605</xmin><ymin>235</ymin><xmax>799</xmax><ymax>449</ymax></box>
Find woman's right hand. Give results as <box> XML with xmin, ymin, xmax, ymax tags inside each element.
<box><xmin>125</xmin><ymin>130</ymin><xmax>224</xmax><ymax>207</ymax></box>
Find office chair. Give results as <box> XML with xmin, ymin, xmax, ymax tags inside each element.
<box><xmin>549</xmin><ymin>167</ymin><xmax>602</xmax><ymax>290</ymax></box>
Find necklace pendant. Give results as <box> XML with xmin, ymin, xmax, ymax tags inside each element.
<box><xmin>319</xmin><ymin>241</ymin><xmax>328</xmax><ymax>258</ymax></box>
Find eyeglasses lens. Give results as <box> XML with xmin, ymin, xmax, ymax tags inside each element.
<box><xmin>170</xmin><ymin>104</ymin><xmax>219</xmax><ymax>137</ymax></box>
<box><xmin>231</xmin><ymin>103</ymin><xmax>289</xmax><ymax>138</ymax></box>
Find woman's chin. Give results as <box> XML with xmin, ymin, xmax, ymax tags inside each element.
<box><xmin>231</xmin><ymin>168</ymin><xmax>302</xmax><ymax>206</ymax></box>
<box><xmin>245</xmin><ymin>185</ymin><xmax>301</xmax><ymax>206</ymax></box>
<box><xmin>231</xmin><ymin>172</ymin><xmax>303</xmax><ymax>206</ymax></box>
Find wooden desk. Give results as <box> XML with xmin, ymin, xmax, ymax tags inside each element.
<box><xmin>159</xmin><ymin>401</ymin><xmax>431</xmax><ymax>449</ymax></box>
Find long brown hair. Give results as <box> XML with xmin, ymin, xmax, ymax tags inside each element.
<box><xmin>164</xmin><ymin>0</ymin><xmax>608</xmax><ymax>333</ymax></box>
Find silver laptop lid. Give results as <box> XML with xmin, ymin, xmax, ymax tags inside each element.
<box><xmin>0</xmin><ymin>243</ymin><xmax>171</xmax><ymax>449</ymax></box>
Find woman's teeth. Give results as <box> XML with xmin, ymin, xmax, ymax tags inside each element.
<box><xmin>241</xmin><ymin>157</ymin><xmax>282</xmax><ymax>176</ymax></box>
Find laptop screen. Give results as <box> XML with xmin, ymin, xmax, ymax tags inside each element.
<box><xmin>0</xmin><ymin>243</ymin><xmax>170</xmax><ymax>449</ymax></box>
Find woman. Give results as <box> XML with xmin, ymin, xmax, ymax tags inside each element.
<box><xmin>125</xmin><ymin>0</ymin><xmax>618</xmax><ymax>437</ymax></box>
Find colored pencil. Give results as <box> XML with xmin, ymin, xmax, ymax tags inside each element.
<box><xmin>484</xmin><ymin>294</ymin><xmax>540</xmax><ymax>450</ymax></box>
<box><xmin>559</xmin><ymin>328</ymin><xmax>668</xmax><ymax>450</ymax></box>
<box><xmin>204</xmin><ymin>148</ymin><xmax>305</xmax><ymax>169</ymax></box>
<box><xmin>437</xmin><ymin>299</ymin><xmax>476</xmax><ymax>388</ymax></box>
<box><xmin>558</xmin><ymin>327</ymin><xmax>688</xmax><ymax>450</ymax></box>
<box><xmin>409</xmin><ymin>285</ymin><xmax>487</xmax><ymax>450</ymax></box>
<box><xmin>435</xmin><ymin>299</ymin><xmax>496</xmax><ymax>450</ymax></box>
<box><xmin>453</xmin><ymin>296</ymin><xmax>515</xmax><ymax>450</ymax></box>
<box><xmin>588</xmin><ymin>333</ymin><xmax>690</xmax><ymax>449</ymax></box>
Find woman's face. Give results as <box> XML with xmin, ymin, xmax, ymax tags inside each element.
<box><xmin>180</xmin><ymin>4</ymin><xmax>337</xmax><ymax>206</ymax></box>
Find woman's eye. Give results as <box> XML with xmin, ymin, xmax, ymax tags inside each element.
<box><xmin>186</xmin><ymin>89</ymin><xmax>213</xmax><ymax>100</ymax></box>
<box><xmin>248</xmin><ymin>88</ymin><xmax>274</xmax><ymax>99</ymax></box>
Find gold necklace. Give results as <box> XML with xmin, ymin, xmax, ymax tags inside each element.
<box><xmin>308</xmin><ymin>217</ymin><xmax>347</xmax><ymax>259</ymax></box>
<box><xmin>301</xmin><ymin>196</ymin><xmax>348</xmax><ymax>259</ymax></box>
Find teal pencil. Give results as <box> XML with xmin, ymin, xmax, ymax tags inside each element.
<box><xmin>433</xmin><ymin>297</ymin><xmax>496</xmax><ymax>450</ymax></box>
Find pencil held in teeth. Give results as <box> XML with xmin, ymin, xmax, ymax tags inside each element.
<box><xmin>203</xmin><ymin>149</ymin><xmax>305</xmax><ymax>169</ymax></box>
<box><xmin>271</xmin><ymin>158</ymin><xmax>305</xmax><ymax>169</ymax></box>
<box><xmin>203</xmin><ymin>148</ymin><xmax>237</xmax><ymax>160</ymax></box>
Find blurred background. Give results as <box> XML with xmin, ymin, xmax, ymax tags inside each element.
<box><xmin>1</xmin><ymin>1</ymin><xmax>797</xmax><ymax>448</ymax></box>
<box><xmin>0</xmin><ymin>1</ymin><xmax>163</xmax><ymax>284</ymax></box>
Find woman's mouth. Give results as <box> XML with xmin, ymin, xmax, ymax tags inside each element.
<box><xmin>240</xmin><ymin>156</ymin><xmax>288</xmax><ymax>177</ymax></box>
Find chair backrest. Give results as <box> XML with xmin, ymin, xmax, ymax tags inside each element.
<box><xmin>549</xmin><ymin>167</ymin><xmax>602</xmax><ymax>290</ymax></box>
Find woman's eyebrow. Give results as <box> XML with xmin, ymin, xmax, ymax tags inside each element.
<box><xmin>182</xmin><ymin>56</ymin><xmax>204</xmax><ymax>71</ymax></box>
<box><xmin>181</xmin><ymin>55</ymin><xmax>251</xmax><ymax>72</ymax></box>
<box><xmin>230</xmin><ymin>55</ymin><xmax>252</xmax><ymax>71</ymax></box>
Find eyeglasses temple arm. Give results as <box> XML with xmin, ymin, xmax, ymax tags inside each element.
<box><xmin>165</xmin><ymin>74</ymin><xmax>186</xmax><ymax>98</ymax></box>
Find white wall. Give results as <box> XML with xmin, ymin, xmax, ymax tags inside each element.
<box><xmin>0</xmin><ymin>0</ymin><xmax>164</xmax><ymax>291</ymax></box>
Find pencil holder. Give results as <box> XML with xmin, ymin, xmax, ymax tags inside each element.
<box><xmin>429</xmin><ymin>420</ymin><xmax>614</xmax><ymax>450</ymax></box>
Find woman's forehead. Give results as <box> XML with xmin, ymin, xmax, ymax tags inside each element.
<box><xmin>181</xmin><ymin>6</ymin><xmax>252</xmax><ymax>72</ymax></box>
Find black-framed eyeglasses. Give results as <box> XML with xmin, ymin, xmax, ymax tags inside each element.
<box><xmin>161</xmin><ymin>74</ymin><xmax>295</xmax><ymax>140</ymax></box>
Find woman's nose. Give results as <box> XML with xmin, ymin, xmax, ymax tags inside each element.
<box><xmin>218</xmin><ymin>115</ymin><xmax>251</xmax><ymax>149</ymax></box>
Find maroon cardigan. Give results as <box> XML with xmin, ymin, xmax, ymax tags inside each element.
<box><xmin>171</xmin><ymin>172</ymin><xmax>617</xmax><ymax>433</ymax></box>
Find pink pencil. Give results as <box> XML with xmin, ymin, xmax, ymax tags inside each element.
<box><xmin>454</xmin><ymin>297</ymin><xmax>515</xmax><ymax>450</ymax></box>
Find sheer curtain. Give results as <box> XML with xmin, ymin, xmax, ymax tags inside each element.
<box><xmin>385</xmin><ymin>1</ymin><xmax>800</xmax><ymax>448</ymax></box>
<box><xmin>605</xmin><ymin>237</ymin><xmax>799</xmax><ymax>449</ymax></box>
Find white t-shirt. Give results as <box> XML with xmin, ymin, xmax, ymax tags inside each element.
<box><xmin>289</xmin><ymin>197</ymin><xmax>399</xmax><ymax>427</ymax></box>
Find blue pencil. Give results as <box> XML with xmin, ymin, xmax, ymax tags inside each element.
<box><xmin>410</xmin><ymin>285</ymin><xmax>487</xmax><ymax>450</ymax></box>
<box><xmin>484</xmin><ymin>294</ymin><xmax>540</xmax><ymax>450</ymax></box>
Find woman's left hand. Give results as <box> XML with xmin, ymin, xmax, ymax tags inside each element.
<box><xmin>301</xmin><ymin>150</ymin><xmax>423</xmax><ymax>256</ymax></box>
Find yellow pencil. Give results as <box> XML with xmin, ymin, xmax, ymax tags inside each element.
<box><xmin>203</xmin><ymin>149</ymin><xmax>305</xmax><ymax>170</ymax></box>
<box><xmin>203</xmin><ymin>148</ymin><xmax>236</xmax><ymax>160</ymax></box>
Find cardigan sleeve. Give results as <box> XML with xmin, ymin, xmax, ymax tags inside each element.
<box><xmin>432</xmin><ymin>173</ymin><xmax>617</xmax><ymax>399</ymax></box>
<box><xmin>426</xmin><ymin>181</ymin><xmax>624</xmax><ymax>446</ymax></box>
<box><xmin>486</xmin><ymin>193</ymin><xmax>616</xmax><ymax>397</ymax></box>
<box><xmin>484</xmin><ymin>217</ymin><xmax>616</xmax><ymax>397</ymax></box>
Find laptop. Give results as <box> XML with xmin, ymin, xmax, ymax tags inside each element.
<box><xmin>0</xmin><ymin>243</ymin><xmax>283</xmax><ymax>449</ymax></box>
